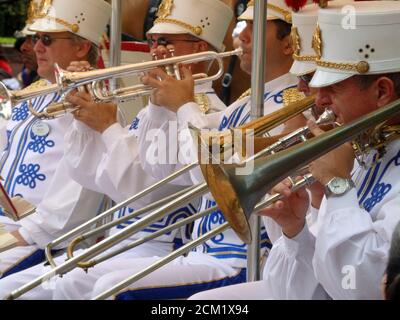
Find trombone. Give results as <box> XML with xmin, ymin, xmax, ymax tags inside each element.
<box><xmin>0</xmin><ymin>49</ymin><xmax>243</xmax><ymax>120</ymax></box>
<box><xmin>5</xmin><ymin>95</ymin><xmax>317</xmax><ymax>299</ymax></box>
<box><xmin>91</xmin><ymin>97</ymin><xmax>400</xmax><ymax>300</ymax></box>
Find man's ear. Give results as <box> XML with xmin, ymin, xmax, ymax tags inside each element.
<box><xmin>75</xmin><ymin>40</ymin><xmax>93</xmax><ymax>60</ymax></box>
<box><xmin>376</xmin><ymin>77</ymin><xmax>396</xmax><ymax>108</ymax></box>
<box><xmin>281</xmin><ymin>35</ymin><xmax>294</xmax><ymax>56</ymax></box>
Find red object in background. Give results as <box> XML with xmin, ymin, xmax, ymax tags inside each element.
<box><xmin>0</xmin><ymin>59</ymin><xmax>12</xmax><ymax>76</ymax></box>
<box><xmin>285</xmin><ymin>0</ymin><xmax>308</xmax><ymax>11</ymax></box>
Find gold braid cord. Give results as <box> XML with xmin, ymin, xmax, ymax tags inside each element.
<box><xmin>154</xmin><ymin>18</ymin><xmax>202</xmax><ymax>36</ymax></box>
<box><xmin>293</xmin><ymin>53</ymin><xmax>318</xmax><ymax>62</ymax></box>
<box><xmin>316</xmin><ymin>59</ymin><xmax>370</xmax><ymax>74</ymax></box>
<box><xmin>283</xmin><ymin>88</ymin><xmax>306</xmax><ymax>108</ymax></box>
<box><xmin>246</xmin><ymin>1</ymin><xmax>292</xmax><ymax>23</ymax></box>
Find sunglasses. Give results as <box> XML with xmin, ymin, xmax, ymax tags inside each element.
<box><xmin>32</xmin><ymin>34</ymin><xmax>73</xmax><ymax>46</ymax></box>
<box><xmin>147</xmin><ymin>36</ymin><xmax>200</xmax><ymax>47</ymax></box>
<box><xmin>298</xmin><ymin>73</ymin><xmax>314</xmax><ymax>84</ymax></box>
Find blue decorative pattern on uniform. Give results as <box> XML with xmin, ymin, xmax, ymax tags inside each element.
<box><xmin>15</xmin><ymin>163</ymin><xmax>46</xmax><ymax>189</ymax></box>
<box><xmin>28</xmin><ymin>130</ymin><xmax>55</xmax><ymax>154</ymax></box>
<box><xmin>129</xmin><ymin>117</ymin><xmax>140</xmax><ymax>131</ymax></box>
<box><xmin>4</xmin><ymin>130</ymin><xmax>12</xmax><ymax>151</ymax></box>
<box><xmin>363</xmin><ymin>183</ymin><xmax>392</xmax><ymax>212</ymax></box>
<box><xmin>116</xmin><ymin>204</ymin><xmax>196</xmax><ymax>241</ymax></box>
<box><xmin>361</xmin><ymin>150</ymin><xmax>400</xmax><ymax>212</ymax></box>
<box><xmin>12</xmin><ymin>102</ymin><xmax>29</xmax><ymax>121</ymax></box>
<box><xmin>218</xmin><ymin>103</ymin><xmax>247</xmax><ymax>131</ymax></box>
<box><xmin>266</xmin><ymin>89</ymin><xmax>284</xmax><ymax>104</ymax></box>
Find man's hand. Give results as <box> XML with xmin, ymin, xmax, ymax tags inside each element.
<box><xmin>141</xmin><ymin>66</ymin><xmax>195</xmax><ymax>113</ymax></box>
<box><xmin>257</xmin><ymin>178</ymin><xmax>310</xmax><ymax>238</ymax></box>
<box><xmin>307</xmin><ymin>120</ymin><xmax>355</xmax><ymax>185</ymax></box>
<box><xmin>66</xmin><ymin>91</ymin><xmax>117</xmax><ymax>133</ymax></box>
<box><xmin>10</xmin><ymin>230</ymin><xmax>28</xmax><ymax>246</ymax></box>
<box><xmin>67</xmin><ymin>61</ymin><xmax>91</xmax><ymax>72</ymax></box>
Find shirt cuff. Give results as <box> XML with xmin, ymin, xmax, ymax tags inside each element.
<box><xmin>101</xmin><ymin>122</ymin><xmax>125</xmax><ymax>151</ymax></box>
<box><xmin>176</xmin><ymin>102</ymin><xmax>204</xmax><ymax>125</ymax></box>
<box><xmin>73</xmin><ymin>119</ymin><xmax>94</xmax><ymax>133</ymax></box>
<box><xmin>325</xmin><ymin>188</ymin><xmax>359</xmax><ymax>213</ymax></box>
<box><xmin>147</xmin><ymin>101</ymin><xmax>176</xmax><ymax>122</ymax></box>
<box><xmin>18</xmin><ymin>226</ymin><xmax>35</xmax><ymax>246</ymax></box>
<box><xmin>282</xmin><ymin>223</ymin><xmax>315</xmax><ymax>257</ymax></box>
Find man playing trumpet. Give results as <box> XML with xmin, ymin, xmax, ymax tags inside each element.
<box><xmin>0</xmin><ymin>0</ymin><xmax>111</xmax><ymax>282</ymax></box>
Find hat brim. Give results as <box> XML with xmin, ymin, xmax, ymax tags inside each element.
<box><xmin>29</xmin><ymin>20</ymin><xmax>70</xmax><ymax>34</ymax></box>
<box><xmin>309</xmin><ymin>69</ymin><xmax>353</xmax><ymax>88</ymax></box>
<box><xmin>239</xmin><ymin>8</ymin><xmax>279</xmax><ymax>21</ymax></box>
<box><xmin>290</xmin><ymin>60</ymin><xmax>316</xmax><ymax>77</ymax></box>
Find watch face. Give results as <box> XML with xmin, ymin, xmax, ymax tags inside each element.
<box><xmin>330</xmin><ymin>178</ymin><xmax>348</xmax><ymax>194</ymax></box>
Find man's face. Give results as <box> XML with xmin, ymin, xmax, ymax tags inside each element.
<box><xmin>147</xmin><ymin>33</ymin><xmax>201</xmax><ymax>58</ymax></box>
<box><xmin>238</xmin><ymin>20</ymin><xmax>285</xmax><ymax>75</ymax></box>
<box><xmin>315</xmin><ymin>77</ymin><xmax>379</xmax><ymax>124</ymax></box>
<box><xmin>20</xmin><ymin>36</ymin><xmax>38</xmax><ymax>71</ymax></box>
<box><xmin>33</xmin><ymin>32</ymin><xmax>82</xmax><ymax>82</ymax></box>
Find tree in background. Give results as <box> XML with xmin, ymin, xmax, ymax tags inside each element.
<box><xmin>0</xmin><ymin>0</ymin><xmax>29</xmax><ymax>37</ymax></box>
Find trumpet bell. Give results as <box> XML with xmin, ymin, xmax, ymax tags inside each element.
<box><xmin>0</xmin><ymin>81</ymin><xmax>12</xmax><ymax>120</ymax></box>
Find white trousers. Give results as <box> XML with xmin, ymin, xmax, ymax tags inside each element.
<box><xmin>0</xmin><ymin>240</ymin><xmax>172</xmax><ymax>300</ymax></box>
<box><xmin>189</xmin><ymin>280</ymin><xmax>274</xmax><ymax>300</ymax></box>
<box><xmin>55</xmin><ymin>252</ymin><xmax>245</xmax><ymax>300</ymax></box>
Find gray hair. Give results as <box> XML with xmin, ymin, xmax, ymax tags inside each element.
<box><xmin>70</xmin><ymin>33</ymin><xmax>99</xmax><ymax>66</ymax></box>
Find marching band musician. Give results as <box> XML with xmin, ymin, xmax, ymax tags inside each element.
<box><xmin>0</xmin><ymin>0</ymin><xmax>234</xmax><ymax>299</ymax></box>
<box><xmin>190</xmin><ymin>1</ymin><xmax>327</xmax><ymax>299</ymax></box>
<box><xmin>77</xmin><ymin>0</ymin><xmax>302</xmax><ymax>300</ymax></box>
<box><xmin>258</xmin><ymin>0</ymin><xmax>400</xmax><ymax>300</ymax></box>
<box><xmin>0</xmin><ymin>0</ymin><xmax>111</xmax><ymax>281</ymax></box>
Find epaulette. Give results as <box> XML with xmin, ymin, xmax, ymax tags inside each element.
<box><xmin>283</xmin><ymin>87</ymin><xmax>306</xmax><ymax>107</ymax></box>
<box><xmin>238</xmin><ymin>88</ymin><xmax>251</xmax><ymax>101</ymax></box>
<box><xmin>194</xmin><ymin>93</ymin><xmax>210</xmax><ymax>114</ymax></box>
<box><xmin>18</xmin><ymin>79</ymin><xmax>49</xmax><ymax>94</ymax></box>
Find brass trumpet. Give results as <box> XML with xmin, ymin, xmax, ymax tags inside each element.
<box><xmin>0</xmin><ymin>48</ymin><xmax>243</xmax><ymax>120</ymax></box>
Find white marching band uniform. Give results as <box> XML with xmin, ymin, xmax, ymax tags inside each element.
<box><xmin>0</xmin><ymin>0</ymin><xmax>113</xmax><ymax>291</ymax></box>
<box><xmin>0</xmin><ymin>91</ymin><xmax>109</xmax><ymax>279</ymax></box>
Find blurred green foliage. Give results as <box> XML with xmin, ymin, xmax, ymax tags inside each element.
<box><xmin>0</xmin><ymin>0</ymin><xmax>30</xmax><ymax>37</ymax></box>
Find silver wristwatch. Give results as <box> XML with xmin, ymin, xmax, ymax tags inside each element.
<box><xmin>324</xmin><ymin>177</ymin><xmax>355</xmax><ymax>198</ymax></box>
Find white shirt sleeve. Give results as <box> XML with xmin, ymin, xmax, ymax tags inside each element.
<box><xmin>263</xmin><ymin>223</ymin><xmax>330</xmax><ymax>300</ymax></box>
<box><xmin>313</xmin><ymin>188</ymin><xmax>399</xmax><ymax>300</ymax></box>
<box><xmin>63</xmin><ymin>119</ymin><xmax>106</xmax><ymax>194</ymax></box>
<box><xmin>18</xmin><ymin>158</ymin><xmax>104</xmax><ymax>248</ymax></box>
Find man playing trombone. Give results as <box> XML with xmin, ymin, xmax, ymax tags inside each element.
<box><xmin>0</xmin><ymin>0</ymin><xmax>111</xmax><ymax>282</ymax></box>
<box><xmin>241</xmin><ymin>0</ymin><xmax>400</xmax><ymax>300</ymax></box>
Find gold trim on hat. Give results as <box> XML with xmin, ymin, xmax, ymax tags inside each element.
<box><xmin>316</xmin><ymin>60</ymin><xmax>370</xmax><ymax>74</ymax></box>
<box><xmin>291</xmin><ymin>27</ymin><xmax>318</xmax><ymax>62</ymax></box>
<box><xmin>157</xmin><ymin>0</ymin><xmax>174</xmax><ymax>19</ymax></box>
<box><xmin>312</xmin><ymin>24</ymin><xmax>322</xmax><ymax>60</ymax></box>
<box><xmin>154</xmin><ymin>18</ymin><xmax>203</xmax><ymax>36</ymax></box>
<box><xmin>27</xmin><ymin>0</ymin><xmax>80</xmax><ymax>34</ymax></box>
<box><xmin>246</xmin><ymin>1</ymin><xmax>292</xmax><ymax>23</ymax></box>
